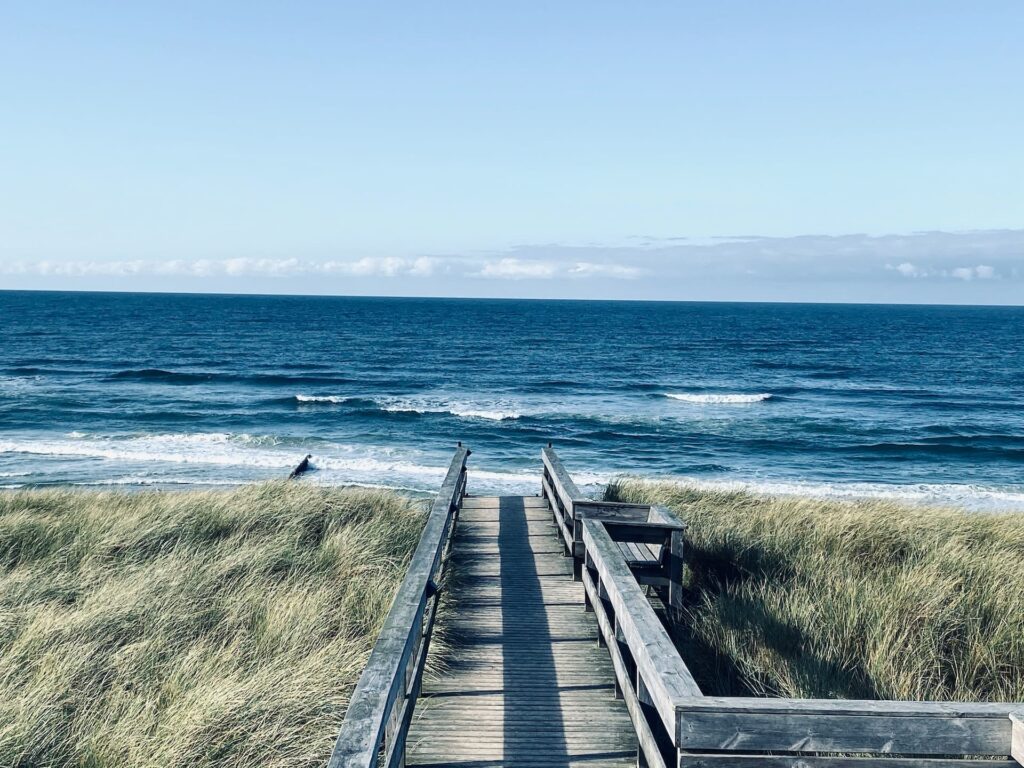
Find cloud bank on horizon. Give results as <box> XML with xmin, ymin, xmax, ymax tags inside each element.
<box><xmin>1</xmin><ymin>229</ymin><xmax>1021</xmax><ymax>304</ymax></box>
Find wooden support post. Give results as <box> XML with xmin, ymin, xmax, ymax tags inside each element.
<box><xmin>1011</xmin><ymin>713</ymin><xmax>1024</xmax><ymax>767</ymax></box>
<box><xmin>637</xmin><ymin>673</ymin><xmax>652</xmax><ymax>768</ymax></box>
<box><xmin>667</xmin><ymin>528</ymin><xmax>684</xmax><ymax>623</ymax></box>
<box><xmin>384</xmin><ymin>693</ymin><xmax>404</xmax><ymax>768</ymax></box>
<box><xmin>613</xmin><ymin>618</ymin><xmax>626</xmax><ymax>700</ymax></box>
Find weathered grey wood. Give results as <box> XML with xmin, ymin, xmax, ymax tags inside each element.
<box><xmin>327</xmin><ymin>447</ymin><xmax>469</xmax><ymax>768</ymax></box>
<box><xmin>1010</xmin><ymin>713</ymin><xmax>1024</xmax><ymax>766</ymax></box>
<box><xmin>646</xmin><ymin>504</ymin><xmax>685</xmax><ymax>529</ymax></box>
<box><xmin>675</xmin><ymin>707</ymin><xmax>1011</xmax><ymax>755</ymax></box>
<box><xmin>543</xmin><ymin>474</ymin><xmax>574</xmax><ymax>552</ymax></box>
<box><xmin>679</xmin><ymin>756</ymin><xmax>1018</xmax><ymax>768</ymax></box>
<box><xmin>543</xmin><ymin>445</ymin><xmax>582</xmax><ymax>518</ymax></box>
<box><xmin>406</xmin><ymin>495</ymin><xmax>635</xmax><ymax>767</ymax></box>
<box><xmin>575</xmin><ymin>500</ymin><xmax>652</xmax><ymax>522</ymax></box>
<box><xmin>666</xmin><ymin>527</ymin><xmax>684</xmax><ymax>619</ymax></box>
<box><xmin>677</xmin><ymin>697</ymin><xmax>1022</xmax><ymax>718</ymax></box>
<box><xmin>582</xmin><ymin>518</ymin><xmax>703</xmax><ymax>743</ymax></box>
<box><xmin>583</xmin><ymin>565</ymin><xmax>668</xmax><ymax>768</ymax></box>
<box><xmin>605</xmin><ymin>520</ymin><xmax>678</xmax><ymax>545</ymax></box>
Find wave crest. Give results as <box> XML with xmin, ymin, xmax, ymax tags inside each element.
<box><xmin>665</xmin><ymin>392</ymin><xmax>772</xmax><ymax>404</ymax></box>
<box><xmin>295</xmin><ymin>394</ymin><xmax>351</xmax><ymax>404</ymax></box>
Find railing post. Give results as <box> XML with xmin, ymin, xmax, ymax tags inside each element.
<box><xmin>636</xmin><ymin>671</ymin><xmax>651</xmax><ymax>768</ymax></box>
<box><xmin>667</xmin><ymin>527</ymin><xmax>684</xmax><ymax>623</ymax></box>
<box><xmin>327</xmin><ymin>446</ymin><xmax>469</xmax><ymax>768</ymax></box>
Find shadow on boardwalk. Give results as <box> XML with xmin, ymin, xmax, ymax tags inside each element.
<box><xmin>407</xmin><ymin>495</ymin><xmax>635</xmax><ymax>768</ymax></box>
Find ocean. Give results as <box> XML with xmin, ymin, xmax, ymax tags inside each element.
<box><xmin>1</xmin><ymin>291</ymin><xmax>1022</xmax><ymax>509</ymax></box>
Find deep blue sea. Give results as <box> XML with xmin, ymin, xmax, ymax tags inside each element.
<box><xmin>1</xmin><ymin>291</ymin><xmax>1022</xmax><ymax>509</ymax></box>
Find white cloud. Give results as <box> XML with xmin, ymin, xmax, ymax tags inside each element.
<box><xmin>886</xmin><ymin>262</ymin><xmax>1000</xmax><ymax>281</ymax></box>
<box><xmin>475</xmin><ymin>258</ymin><xmax>641</xmax><ymax>280</ymax></box>
<box><xmin>568</xmin><ymin>262</ymin><xmax>643</xmax><ymax>279</ymax></box>
<box><xmin>478</xmin><ymin>258</ymin><xmax>558</xmax><ymax>279</ymax></box>
<box><xmin>974</xmin><ymin>264</ymin><xmax>996</xmax><ymax>280</ymax></box>
<box><xmin>2</xmin><ymin>231</ymin><xmax>1020</xmax><ymax>299</ymax></box>
<box><xmin>887</xmin><ymin>262</ymin><xmax>926</xmax><ymax>278</ymax></box>
<box><xmin>950</xmin><ymin>265</ymin><xmax>997</xmax><ymax>281</ymax></box>
<box><xmin>0</xmin><ymin>256</ymin><xmax>443</xmax><ymax>279</ymax></box>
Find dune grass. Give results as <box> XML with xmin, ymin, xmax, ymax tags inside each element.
<box><xmin>0</xmin><ymin>482</ymin><xmax>426</xmax><ymax>768</ymax></box>
<box><xmin>606</xmin><ymin>480</ymin><xmax>1024</xmax><ymax>702</ymax></box>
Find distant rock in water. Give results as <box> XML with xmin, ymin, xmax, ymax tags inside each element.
<box><xmin>289</xmin><ymin>454</ymin><xmax>313</xmax><ymax>479</ymax></box>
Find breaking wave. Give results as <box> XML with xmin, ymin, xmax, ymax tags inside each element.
<box><xmin>664</xmin><ymin>392</ymin><xmax>773</xmax><ymax>404</ymax></box>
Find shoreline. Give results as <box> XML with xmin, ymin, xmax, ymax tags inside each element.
<box><xmin>3</xmin><ymin>473</ymin><xmax>1023</xmax><ymax>513</ymax></box>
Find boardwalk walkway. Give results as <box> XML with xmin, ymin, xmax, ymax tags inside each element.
<box><xmin>406</xmin><ymin>495</ymin><xmax>636</xmax><ymax>768</ymax></box>
<box><xmin>329</xmin><ymin>449</ymin><xmax>1022</xmax><ymax>768</ymax></box>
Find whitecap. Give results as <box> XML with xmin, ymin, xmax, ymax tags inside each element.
<box><xmin>295</xmin><ymin>394</ymin><xmax>350</xmax><ymax>404</ymax></box>
<box><xmin>664</xmin><ymin>392</ymin><xmax>772</xmax><ymax>404</ymax></box>
<box><xmin>379</xmin><ymin>398</ymin><xmax>521</xmax><ymax>421</ymax></box>
<box><xmin>642</xmin><ymin>475</ymin><xmax>1024</xmax><ymax>512</ymax></box>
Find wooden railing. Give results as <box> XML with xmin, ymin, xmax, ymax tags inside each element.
<box><xmin>327</xmin><ymin>445</ymin><xmax>470</xmax><ymax>768</ymax></box>
<box><xmin>545</xmin><ymin>447</ymin><xmax>1024</xmax><ymax>768</ymax></box>
<box><xmin>542</xmin><ymin>444</ymin><xmax>685</xmax><ymax>617</ymax></box>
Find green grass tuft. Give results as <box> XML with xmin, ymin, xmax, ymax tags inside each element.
<box><xmin>606</xmin><ymin>480</ymin><xmax>1024</xmax><ymax>702</ymax></box>
<box><xmin>0</xmin><ymin>482</ymin><xmax>426</xmax><ymax>767</ymax></box>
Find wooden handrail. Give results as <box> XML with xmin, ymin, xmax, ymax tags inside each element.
<box><xmin>580</xmin><ymin>514</ymin><xmax>696</xmax><ymax>768</ymax></box>
<box><xmin>548</xmin><ymin>445</ymin><xmax>1024</xmax><ymax>768</ymax></box>
<box><xmin>327</xmin><ymin>446</ymin><xmax>469</xmax><ymax>768</ymax></box>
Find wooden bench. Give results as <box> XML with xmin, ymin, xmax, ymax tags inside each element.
<box><xmin>541</xmin><ymin>445</ymin><xmax>686</xmax><ymax>620</ymax></box>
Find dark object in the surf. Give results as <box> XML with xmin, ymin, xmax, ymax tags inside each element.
<box><xmin>289</xmin><ymin>454</ymin><xmax>313</xmax><ymax>479</ymax></box>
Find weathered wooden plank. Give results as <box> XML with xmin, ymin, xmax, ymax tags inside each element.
<box><xmin>328</xmin><ymin>447</ymin><xmax>469</xmax><ymax>768</ymax></box>
<box><xmin>406</xmin><ymin>495</ymin><xmax>636</xmax><ymax>767</ymax></box>
<box><xmin>679</xmin><ymin>756</ymin><xmax>1018</xmax><ymax>768</ymax></box>
<box><xmin>543</xmin><ymin>475</ymin><xmax>574</xmax><ymax>550</ymax></box>
<box><xmin>604</xmin><ymin>520</ymin><xmax>675</xmax><ymax>546</ymax></box>
<box><xmin>647</xmin><ymin>504</ymin><xmax>685</xmax><ymax>529</ymax></box>
<box><xmin>582</xmin><ymin>518</ymin><xmax>703</xmax><ymax>744</ymax></box>
<box><xmin>575</xmin><ymin>500</ymin><xmax>652</xmax><ymax>523</ymax></box>
<box><xmin>1010</xmin><ymin>713</ymin><xmax>1024</xmax><ymax>766</ymax></box>
<box><xmin>583</xmin><ymin>565</ymin><xmax>669</xmax><ymax>768</ymax></box>
<box><xmin>677</xmin><ymin>698</ymin><xmax>1022</xmax><ymax>718</ymax></box>
<box><xmin>543</xmin><ymin>445</ymin><xmax>581</xmax><ymax>518</ymax></box>
<box><xmin>675</xmin><ymin>708</ymin><xmax>1011</xmax><ymax>755</ymax></box>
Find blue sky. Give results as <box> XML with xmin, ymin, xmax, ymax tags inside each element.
<box><xmin>1</xmin><ymin>1</ymin><xmax>1021</xmax><ymax>302</ymax></box>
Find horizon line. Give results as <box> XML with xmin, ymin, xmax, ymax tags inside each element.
<box><xmin>1</xmin><ymin>287</ymin><xmax>1021</xmax><ymax>309</ymax></box>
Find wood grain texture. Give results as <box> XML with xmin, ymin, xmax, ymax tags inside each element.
<box><xmin>581</xmin><ymin>519</ymin><xmax>703</xmax><ymax>740</ymax></box>
<box><xmin>327</xmin><ymin>448</ymin><xmax>468</xmax><ymax>768</ymax></box>
<box><xmin>1010</xmin><ymin>713</ymin><xmax>1024</xmax><ymax>766</ymax></box>
<box><xmin>675</xmin><ymin>709</ymin><xmax>1010</xmax><ymax>755</ymax></box>
<box><xmin>679</xmin><ymin>756</ymin><xmax>1018</xmax><ymax>768</ymax></box>
<box><xmin>407</xmin><ymin>496</ymin><xmax>636</xmax><ymax>768</ymax></box>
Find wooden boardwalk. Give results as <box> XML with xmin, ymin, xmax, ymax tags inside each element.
<box><xmin>328</xmin><ymin>448</ymin><xmax>1023</xmax><ymax>768</ymax></box>
<box><xmin>406</xmin><ymin>495</ymin><xmax>636</xmax><ymax>768</ymax></box>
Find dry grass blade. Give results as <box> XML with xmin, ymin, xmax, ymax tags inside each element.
<box><xmin>606</xmin><ymin>480</ymin><xmax>1024</xmax><ymax>702</ymax></box>
<box><xmin>0</xmin><ymin>482</ymin><xmax>426</xmax><ymax>768</ymax></box>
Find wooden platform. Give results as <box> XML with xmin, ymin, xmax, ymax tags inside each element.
<box><xmin>406</xmin><ymin>495</ymin><xmax>636</xmax><ymax>768</ymax></box>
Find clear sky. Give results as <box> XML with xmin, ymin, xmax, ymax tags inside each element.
<box><xmin>1</xmin><ymin>1</ymin><xmax>1022</xmax><ymax>303</ymax></box>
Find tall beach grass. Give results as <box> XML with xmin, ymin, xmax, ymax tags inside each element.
<box><xmin>0</xmin><ymin>482</ymin><xmax>425</xmax><ymax>768</ymax></box>
<box><xmin>606</xmin><ymin>480</ymin><xmax>1024</xmax><ymax>702</ymax></box>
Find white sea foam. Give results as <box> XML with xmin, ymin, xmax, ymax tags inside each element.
<box><xmin>664</xmin><ymin>392</ymin><xmax>772</xmax><ymax>404</ymax></box>
<box><xmin>643</xmin><ymin>476</ymin><xmax>1024</xmax><ymax>512</ymax></box>
<box><xmin>0</xmin><ymin>433</ymin><xmax>546</xmax><ymax>494</ymax></box>
<box><xmin>0</xmin><ymin>433</ymin><xmax>287</xmax><ymax>468</ymax></box>
<box><xmin>380</xmin><ymin>398</ymin><xmax>521</xmax><ymax>421</ymax></box>
<box><xmin>295</xmin><ymin>394</ymin><xmax>351</xmax><ymax>404</ymax></box>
